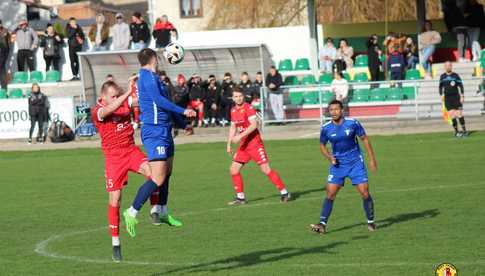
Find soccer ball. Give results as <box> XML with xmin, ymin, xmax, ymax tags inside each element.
<box><xmin>163</xmin><ymin>43</ymin><xmax>185</xmax><ymax>65</ymax></box>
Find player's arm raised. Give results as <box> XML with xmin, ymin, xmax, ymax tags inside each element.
<box><xmin>227</xmin><ymin>122</ymin><xmax>237</xmax><ymax>155</ymax></box>
<box><xmin>232</xmin><ymin>117</ymin><xmax>258</xmax><ymax>144</ymax></box>
<box><xmin>98</xmin><ymin>89</ymin><xmax>131</xmax><ymax>120</ymax></box>
<box><xmin>359</xmin><ymin>135</ymin><xmax>377</xmax><ymax>172</ymax></box>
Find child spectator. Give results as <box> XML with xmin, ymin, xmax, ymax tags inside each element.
<box><xmin>388</xmin><ymin>45</ymin><xmax>406</xmax><ymax>81</ymax></box>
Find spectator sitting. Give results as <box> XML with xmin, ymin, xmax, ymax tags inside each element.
<box><xmin>105</xmin><ymin>74</ymin><xmax>114</xmax><ymax>81</ymax></box>
<box><xmin>0</xmin><ymin>20</ymin><xmax>10</xmax><ymax>88</ymax></box>
<box><xmin>89</xmin><ymin>13</ymin><xmax>110</xmax><ymax>51</ymax></box>
<box><xmin>203</xmin><ymin>76</ymin><xmax>220</xmax><ymax>127</ymax></box>
<box><xmin>330</xmin><ymin>72</ymin><xmax>349</xmax><ymax>114</ymax></box>
<box><xmin>366</xmin><ymin>34</ymin><xmax>382</xmax><ymax>82</ymax></box>
<box><xmin>188</xmin><ymin>74</ymin><xmax>205</xmax><ymax>128</ymax></box>
<box><xmin>388</xmin><ymin>45</ymin><xmax>406</xmax><ymax>81</ymax></box>
<box><xmin>130</xmin><ymin>12</ymin><xmax>150</xmax><ymax>50</ymax></box>
<box><xmin>40</xmin><ymin>24</ymin><xmax>63</xmax><ymax>72</ymax></box>
<box><xmin>336</xmin><ymin>38</ymin><xmax>354</xmax><ymax>69</ymax></box>
<box><xmin>220</xmin><ymin>72</ymin><xmax>235</xmax><ymax>126</ymax></box>
<box><xmin>173</xmin><ymin>74</ymin><xmax>189</xmax><ymax>108</ymax></box>
<box><xmin>251</xmin><ymin>71</ymin><xmax>263</xmax><ymax>107</ymax></box>
<box><xmin>152</xmin><ymin>15</ymin><xmax>175</xmax><ymax>48</ymax></box>
<box><xmin>28</xmin><ymin>83</ymin><xmax>48</xmax><ymax>144</ymax></box>
<box><xmin>239</xmin><ymin>72</ymin><xmax>253</xmax><ymax>103</ymax></box>
<box><xmin>65</xmin><ymin>17</ymin><xmax>85</xmax><ymax>80</ymax></box>
<box><xmin>319</xmin><ymin>37</ymin><xmax>337</xmax><ymax>73</ymax></box>
<box><xmin>13</xmin><ymin>19</ymin><xmax>38</xmax><ymax>72</ymax></box>
<box><xmin>418</xmin><ymin>20</ymin><xmax>441</xmax><ymax>79</ymax></box>
<box><xmin>403</xmin><ymin>37</ymin><xmax>419</xmax><ymax>69</ymax></box>
<box><xmin>111</xmin><ymin>13</ymin><xmax>130</xmax><ymax>50</ymax></box>
<box><xmin>266</xmin><ymin>65</ymin><xmax>284</xmax><ymax>121</ymax></box>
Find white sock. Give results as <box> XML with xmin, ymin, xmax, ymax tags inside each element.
<box><xmin>127</xmin><ymin>206</ymin><xmax>138</xmax><ymax>218</ymax></box>
<box><xmin>236</xmin><ymin>192</ymin><xmax>245</xmax><ymax>199</ymax></box>
<box><xmin>151</xmin><ymin>204</ymin><xmax>162</xmax><ymax>214</ymax></box>
<box><xmin>367</xmin><ymin>220</ymin><xmax>374</xmax><ymax>224</ymax></box>
<box><xmin>161</xmin><ymin>205</ymin><xmax>168</xmax><ymax>216</ymax></box>
<box><xmin>112</xmin><ymin>236</ymin><xmax>120</xmax><ymax>246</ymax></box>
<box><xmin>280</xmin><ymin>189</ymin><xmax>288</xmax><ymax>195</ymax></box>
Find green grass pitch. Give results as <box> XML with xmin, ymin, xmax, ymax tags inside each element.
<box><xmin>1</xmin><ymin>132</ymin><xmax>484</xmax><ymax>275</ymax></box>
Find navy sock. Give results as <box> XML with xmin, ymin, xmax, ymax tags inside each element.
<box><xmin>452</xmin><ymin>118</ymin><xmax>458</xmax><ymax>132</ymax></box>
<box><xmin>159</xmin><ymin>174</ymin><xmax>171</xmax><ymax>206</ymax></box>
<box><xmin>132</xmin><ymin>179</ymin><xmax>158</xmax><ymax>211</ymax></box>
<box><xmin>458</xmin><ymin>117</ymin><xmax>466</xmax><ymax>131</ymax></box>
<box><xmin>319</xmin><ymin>198</ymin><xmax>334</xmax><ymax>225</ymax></box>
<box><xmin>363</xmin><ymin>195</ymin><xmax>375</xmax><ymax>222</ymax></box>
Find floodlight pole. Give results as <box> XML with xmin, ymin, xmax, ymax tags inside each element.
<box><xmin>307</xmin><ymin>0</ymin><xmax>319</xmax><ymax>77</ymax></box>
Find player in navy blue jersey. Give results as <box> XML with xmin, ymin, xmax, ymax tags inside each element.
<box><xmin>310</xmin><ymin>100</ymin><xmax>378</xmax><ymax>234</ymax></box>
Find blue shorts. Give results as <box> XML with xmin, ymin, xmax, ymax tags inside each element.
<box><xmin>141</xmin><ymin>124</ymin><xmax>174</xmax><ymax>161</ymax></box>
<box><xmin>327</xmin><ymin>155</ymin><xmax>368</xmax><ymax>186</ymax></box>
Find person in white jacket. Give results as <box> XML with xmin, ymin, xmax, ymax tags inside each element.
<box><xmin>319</xmin><ymin>37</ymin><xmax>337</xmax><ymax>73</ymax></box>
<box><xmin>330</xmin><ymin>72</ymin><xmax>349</xmax><ymax>115</ymax></box>
<box><xmin>111</xmin><ymin>13</ymin><xmax>130</xmax><ymax>50</ymax></box>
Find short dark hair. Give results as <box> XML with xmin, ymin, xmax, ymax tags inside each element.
<box><xmin>133</xmin><ymin>12</ymin><xmax>141</xmax><ymax>18</ymax></box>
<box><xmin>241</xmin><ymin>71</ymin><xmax>248</xmax><ymax>76</ymax></box>
<box><xmin>328</xmin><ymin>99</ymin><xmax>343</xmax><ymax>109</ymax></box>
<box><xmin>270</xmin><ymin>65</ymin><xmax>276</xmax><ymax>70</ymax></box>
<box><xmin>159</xmin><ymin>70</ymin><xmax>167</xmax><ymax>76</ymax></box>
<box><xmin>256</xmin><ymin>71</ymin><xmax>262</xmax><ymax>75</ymax></box>
<box><xmin>106</xmin><ymin>74</ymin><xmax>114</xmax><ymax>78</ymax></box>
<box><xmin>101</xmin><ymin>80</ymin><xmax>121</xmax><ymax>95</ymax></box>
<box><xmin>208</xmin><ymin>74</ymin><xmax>215</xmax><ymax>78</ymax></box>
<box><xmin>224</xmin><ymin>72</ymin><xmax>232</xmax><ymax>77</ymax></box>
<box><xmin>137</xmin><ymin>48</ymin><xmax>157</xmax><ymax>66</ymax></box>
<box><xmin>326</xmin><ymin>37</ymin><xmax>333</xmax><ymax>43</ymax></box>
<box><xmin>69</xmin><ymin>17</ymin><xmax>76</xmax><ymax>21</ymax></box>
<box><xmin>232</xmin><ymin>86</ymin><xmax>243</xmax><ymax>94</ymax></box>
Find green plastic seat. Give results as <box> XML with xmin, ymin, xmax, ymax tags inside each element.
<box><xmin>480</xmin><ymin>58</ymin><xmax>485</xmax><ymax>69</ymax></box>
<box><xmin>301</xmin><ymin>75</ymin><xmax>316</xmax><ymax>85</ymax></box>
<box><xmin>284</xmin><ymin>76</ymin><xmax>299</xmax><ymax>86</ymax></box>
<box><xmin>480</xmin><ymin>49</ymin><xmax>485</xmax><ymax>59</ymax></box>
<box><xmin>289</xmin><ymin>91</ymin><xmax>303</xmax><ymax>105</ymax></box>
<box><xmin>0</xmin><ymin>88</ymin><xmax>7</xmax><ymax>98</ymax></box>
<box><xmin>343</xmin><ymin>72</ymin><xmax>351</xmax><ymax>81</ymax></box>
<box><xmin>353</xmin><ymin>72</ymin><xmax>369</xmax><ymax>82</ymax></box>
<box><xmin>355</xmin><ymin>55</ymin><xmax>368</xmax><ymax>67</ymax></box>
<box><xmin>29</xmin><ymin>71</ymin><xmax>44</xmax><ymax>83</ymax></box>
<box><xmin>278</xmin><ymin>59</ymin><xmax>293</xmax><ymax>71</ymax></box>
<box><xmin>12</xmin><ymin>72</ymin><xmax>28</xmax><ymax>84</ymax></box>
<box><xmin>370</xmin><ymin>88</ymin><xmax>387</xmax><ymax>101</ymax></box>
<box><xmin>387</xmin><ymin>88</ymin><xmax>402</xmax><ymax>101</ymax></box>
<box><xmin>321</xmin><ymin>91</ymin><xmax>333</xmax><ymax>103</ymax></box>
<box><xmin>352</xmin><ymin>89</ymin><xmax>370</xmax><ymax>102</ymax></box>
<box><xmin>8</xmin><ymin>88</ymin><xmax>23</xmax><ymax>98</ymax></box>
<box><xmin>319</xmin><ymin>73</ymin><xmax>333</xmax><ymax>84</ymax></box>
<box><xmin>295</xmin><ymin>58</ymin><xmax>310</xmax><ymax>70</ymax></box>
<box><xmin>405</xmin><ymin>69</ymin><xmax>421</xmax><ymax>80</ymax></box>
<box><xmin>45</xmin><ymin>70</ymin><xmax>61</xmax><ymax>82</ymax></box>
<box><xmin>402</xmin><ymin>87</ymin><xmax>416</xmax><ymax>100</ymax></box>
<box><xmin>303</xmin><ymin>91</ymin><xmax>318</xmax><ymax>104</ymax></box>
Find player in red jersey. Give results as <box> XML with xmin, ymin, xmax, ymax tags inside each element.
<box><xmin>92</xmin><ymin>80</ymin><xmax>151</xmax><ymax>262</ymax></box>
<box><xmin>226</xmin><ymin>87</ymin><xmax>291</xmax><ymax>205</ymax></box>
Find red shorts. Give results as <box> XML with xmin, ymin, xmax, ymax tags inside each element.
<box><xmin>233</xmin><ymin>144</ymin><xmax>269</xmax><ymax>165</ymax></box>
<box><xmin>104</xmin><ymin>146</ymin><xmax>147</xmax><ymax>192</ymax></box>
<box><xmin>188</xmin><ymin>100</ymin><xmax>203</xmax><ymax>109</ymax></box>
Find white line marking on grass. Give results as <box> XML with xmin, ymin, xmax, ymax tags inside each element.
<box><xmin>34</xmin><ymin>182</ymin><xmax>482</xmax><ymax>267</ymax></box>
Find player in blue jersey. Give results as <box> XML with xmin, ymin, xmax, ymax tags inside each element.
<box><xmin>310</xmin><ymin>100</ymin><xmax>378</xmax><ymax>234</ymax></box>
<box><xmin>123</xmin><ymin>48</ymin><xmax>196</xmax><ymax>237</ymax></box>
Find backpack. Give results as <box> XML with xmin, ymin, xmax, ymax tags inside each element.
<box><xmin>48</xmin><ymin>120</ymin><xmax>75</xmax><ymax>143</ymax></box>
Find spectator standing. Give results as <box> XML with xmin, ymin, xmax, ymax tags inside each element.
<box><xmin>418</xmin><ymin>21</ymin><xmax>441</xmax><ymax>79</ymax></box>
<box><xmin>13</xmin><ymin>20</ymin><xmax>38</xmax><ymax>72</ymax></box>
<box><xmin>89</xmin><ymin>13</ymin><xmax>110</xmax><ymax>51</ymax></box>
<box><xmin>40</xmin><ymin>24</ymin><xmax>63</xmax><ymax>71</ymax></box>
<box><xmin>388</xmin><ymin>45</ymin><xmax>406</xmax><ymax>81</ymax></box>
<box><xmin>65</xmin><ymin>17</ymin><xmax>85</xmax><ymax>80</ymax></box>
<box><xmin>465</xmin><ymin>0</ymin><xmax>484</xmax><ymax>62</ymax></box>
<box><xmin>111</xmin><ymin>13</ymin><xmax>131</xmax><ymax>50</ymax></box>
<box><xmin>203</xmin><ymin>76</ymin><xmax>220</xmax><ymax>127</ymax></box>
<box><xmin>152</xmin><ymin>15</ymin><xmax>174</xmax><ymax>48</ymax></box>
<box><xmin>403</xmin><ymin>37</ymin><xmax>419</xmax><ymax>70</ymax></box>
<box><xmin>220</xmin><ymin>72</ymin><xmax>235</xmax><ymax>126</ymax></box>
<box><xmin>336</xmin><ymin>39</ymin><xmax>354</xmax><ymax>69</ymax></box>
<box><xmin>239</xmin><ymin>72</ymin><xmax>253</xmax><ymax>103</ymax></box>
<box><xmin>130</xmin><ymin>12</ymin><xmax>150</xmax><ymax>50</ymax></box>
<box><xmin>266</xmin><ymin>66</ymin><xmax>284</xmax><ymax>121</ymax></box>
<box><xmin>319</xmin><ymin>37</ymin><xmax>337</xmax><ymax>73</ymax></box>
<box><xmin>0</xmin><ymin>20</ymin><xmax>11</xmax><ymax>88</ymax></box>
<box><xmin>366</xmin><ymin>34</ymin><xmax>382</xmax><ymax>82</ymax></box>
<box><xmin>28</xmin><ymin>83</ymin><xmax>48</xmax><ymax>144</ymax></box>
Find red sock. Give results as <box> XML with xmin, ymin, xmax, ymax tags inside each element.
<box><xmin>231</xmin><ymin>173</ymin><xmax>244</xmax><ymax>194</ymax></box>
<box><xmin>267</xmin><ymin>170</ymin><xmax>286</xmax><ymax>191</ymax></box>
<box><xmin>150</xmin><ymin>187</ymin><xmax>160</xmax><ymax>206</ymax></box>
<box><xmin>108</xmin><ymin>205</ymin><xmax>120</xmax><ymax>237</ymax></box>
<box><xmin>133</xmin><ymin>107</ymin><xmax>140</xmax><ymax>123</ymax></box>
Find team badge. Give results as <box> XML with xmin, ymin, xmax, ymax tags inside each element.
<box><xmin>435</xmin><ymin>263</ymin><xmax>457</xmax><ymax>276</ymax></box>
<box><xmin>450</xmin><ymin>81</ymin><xmax>456</xmax><ymax>87</ymax></box>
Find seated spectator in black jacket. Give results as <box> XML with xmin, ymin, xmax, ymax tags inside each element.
<box><xmin>220</xmin><ymin>72</ymin><xmax>235</xmax><ymax>126</ymax></box>
<box><xmin>40</xmin><ymin>24</ymin><xmax>63</xmax><ymax>71</ymax></box>
<box><xmin>173</xmin><ymin>74</ymin><xmax>189</xmax><ymax>107</ymax></box>
<box><xmin>203</xmin><ymin>77</ymin><xmax>221</xmax><ymax>127</ymax></box>
<box><xmin>251</xmin><ymin>71</ymin><xmax>264</xmax><ymax>108</ymax></box>
<box><xmin>28</xmin><ymin>83</ymin><xmax>49</xmax><ymax>144</ymax></box>
<box><xmin>239</xmin><ymin>72</ymin><xmax>254</xmax><ymax>103</ymax></box>
<box><xmin>187</xmin><ymin>74</ymin><xmax>205</xmax><ymax>127</ymax></box>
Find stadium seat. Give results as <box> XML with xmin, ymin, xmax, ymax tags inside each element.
<box><xmin>321</xmin><ymin>91</ymin><xmax>333</xmax><ymax>103</ymax></box>
<box><xmin>353</xmin><ymin>72</ymin><xmax>369</xmax><ymax>82</ymax></box>
<box><xmin>301</xmin><ymin>75</ymin><xmax>316</xmax><ymax>85</ymax></box>
<box><xmin>289</xmin><ymin>91</ymin><xmax>303</xmax><ymax>105</ymax></box>
<box><xmin>45</xmin><ymin>70</ymin><xmax>61</xmax><ymax>82</ymax></box>
<box><xmin>284</xmin><ymin>76</ymin><xmax>299</xmax><ymax>86</ymax></box>
<box><xmin>402</xmin><ymin>86</ymin><xmax>416</xmax><ymax>100</ymax></box>
<box><xmin>352</xmin><ymin>89</ymin><xmax>370</xmax><ymax>102</ymax></box>
<box><xmin>387</xmin><ymin>88</ymin><xmax>402</xmax><ymax>101</ymax></box>
<box><xmin>303</xmin><ymin>91</ymin><xmax>318</xmax><ymax>104</ymax></box>
<box><xmin>295</xmin><ymin>58</ymin><xmax>310</xmax><ymax>70</ymax></box>
<box><xmin>29</xmin><ymin>71</ymin><xmax>44</xmax><ymax>83</ymax></box>
<box><xmin>370</xmin><ymin>88</ymin><xmax>387</xmax><ymax>101</ymax></box>
<box><xmin>8</xmin><ymin>88</ymin><xmax>23</xmax><ymax>98</ymax></box>
<box><xmin>405</xmin><ymin>69</ymin><xmax>421</xmax><ymax>80</ymax></box>
<box><xmin>278</xmin><ymin>59</ymin><xmax>293</xmax><ymax>71</ymax></box>
<box><xmin>0</xmin><ymin>88</ymin><xmax>7</xmax><ymax>99</ymax></box>
<box><xmin>355</xmin><ymin>55</ymin><xmax>368</xmax><ymax>67</ymax></box>
<box><xmin>480</xmin><ymin>49</ymin><xmax>485</xmax><ymax>59</ymax></box>
<box><xmin>318</xmin><ymin>73</ymin><xmax>333</xmax><ymax>84</ymax></box>
<box><xmin>342</xmin><ymin>72</ymin><xmax>351</xmax><ymax>81</ymax></box>
<box><xmin>12</xmin><ymin>72</ymin><xmax>28</xmax><ymax>84</ymax></box>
